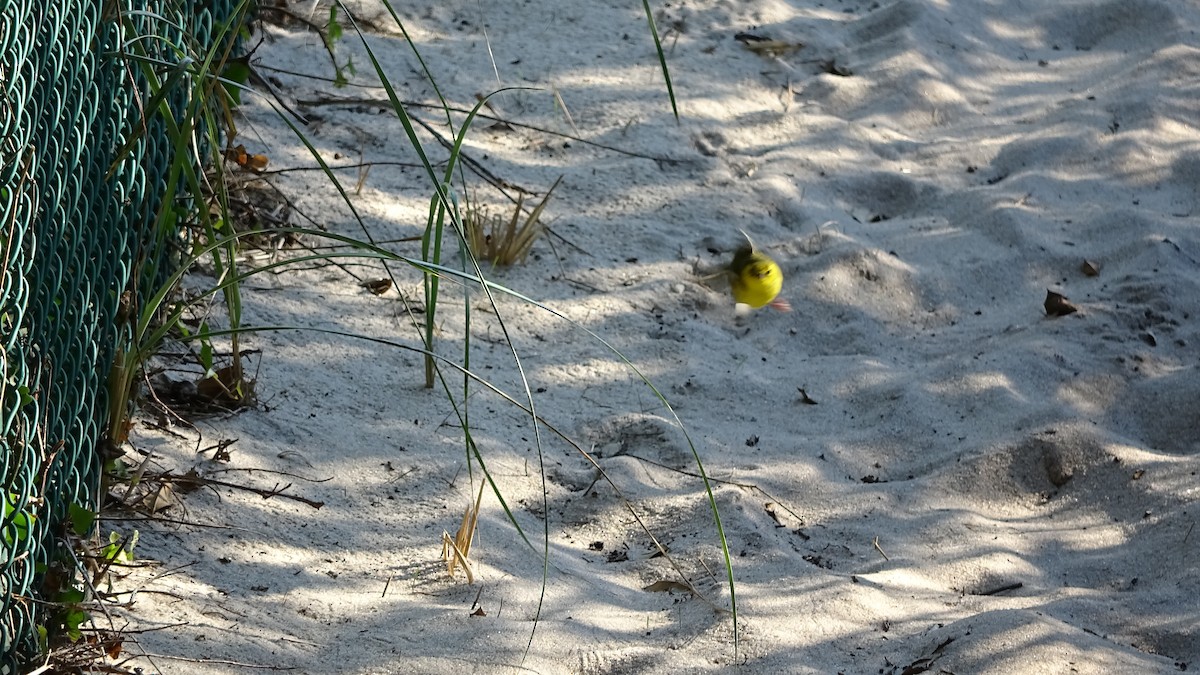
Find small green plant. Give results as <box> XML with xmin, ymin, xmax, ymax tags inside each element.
<box><xmin>46</xmin><ymin>587</ymin><xmax>89</xmax><ymax>644</ymax></box>
<box><xmin>464</xmin><ymin>177</ymin><xmax>561</xmax><ymax>267</ymax></box>
<box><xmin>103</xmin><ymin>1</ymin><xmax>257</xmax><ymax>460</ymax></box>
<box><xmin>2</xmin><ymin>492</ymin><xmax>36</xmax><ymax>548</ymax></box>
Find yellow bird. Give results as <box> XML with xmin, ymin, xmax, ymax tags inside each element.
<box><xmin>727</xmin><ymin>234</ymin><xmax>791</xmax><ymax>312</ymax></box>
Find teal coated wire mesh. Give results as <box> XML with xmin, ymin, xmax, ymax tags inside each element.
<box><xmin>1</xmin><ymin>1</ymin><xmax>238</xmax><ymax>669</ymax></box>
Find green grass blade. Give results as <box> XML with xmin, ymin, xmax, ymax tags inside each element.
<box><xmin>640</xmin><ymin>0</ymin><xmax>679</xmax><ymax>120</ymax></box>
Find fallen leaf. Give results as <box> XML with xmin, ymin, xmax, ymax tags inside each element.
<box><xmin>106</xmin><ymin>639</ymin><xmax>123</xmax><ymax>659</ymax></box>
<box><xmin>733</xmin><ymin>31</ymin><xmax>771</xmax><ymax>43</ymax></box>
<box><xmin>643</xmin><ymin>579</ymin><xmax>693</xmax><ymax>594</ymax></box>
<box><xmin>360</xmin><ymin>278</ymin><xmax>392</xmax><ymax>295</ymax></box>
<box><xmin>797</xmin><ymin>388</ymin><xmax>818</xmax><ymax>405</ymax></box>
<box><xmin>197</xmin><ymin>365</ymin><xmax>254</xmax><ymax>404</ymax></box>
<box><xmin>137</xmin><ymin>484</ymin><xmax>176</xmax><ymax>513</ymax></box>
<box><xmin>819</xmin><ymin>60</ymin><xmax>853</xmax><ymax>76</ymax></box>
<box><xmin>223</xmin><ymin>144</ymin><xmax>270</xmax><ymax>172</ymax></box>
<box><xmin>606</xmin><ymin>549</ymin><xmax>629</xmax><ymax>563</ymax></box>
<box><xmin>1044</xmin><ymin>290</ymin><xmax>1078</xmax><ymax>316</ymax></box>
<box><xmin>1081</xmin><ymin>259</ymin><xmax>1101</xmax><ymax>276</ymax></box>
<box><xmin>734</xmin><ymin>32</ymin><xmax>803</xmax><ymax>56</ymax></box>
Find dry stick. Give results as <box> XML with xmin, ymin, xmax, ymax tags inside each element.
<box><xmin>260</xmin><ymin>102</ymin><xmax>592</xmax><ymax>256</ymax></box>
<box><xmin>120</xmin><ymin>561</ymin><xmax>201</xmax><ymax>606</ymax></box>
<box><xmin>295</xmin><ymin>95</ymin><xmax>680</xmax><ymax>164</ymax></box>
<box><xmin>406</xmin><ymin>113</ymin><xmax>531</xmax><ymax>196</ymax></box>
<box><xmin>98</xmin><ymin>513</ymin><xmax>240</xmax><ymax>530</ymax></box>
<box><xmin>207</xmin><ymin>466</ymin><xmax>334</xmax><ymax>483</ymax></box>
<box><xmin>872</xmin><ymin>536</ymin><xmax>889</xmax><ymax>561</ymax></box>
<box><xmin>255</xmin><ymin>6</ymin><xmax>340</xmax><ymax>78</ymax></box>
<box><xmin>260</xmin><ymin>159</ymin><xmax>428</xmax><ymax>176</ymax></box>
<box><xmin>154</xmin><ymin>471</ymin><xmax>325</xmax><ymax>509</ymax></box>
<box><xmin>59</xmin><ymin>539</ymin><xmax>122</xmax><ymax>635</ymax></box>
<box><xmin>140</xmin><ymin>369</ymin><xmax>201</xmax><ymax>433</ymax></box>
<box><xmin>223</xmin><ymin>180</ymin><xmax>379</xmax><ymax>284</ymax></box>
<box><xmin>246</xmin><ymin>62</ymin><xmax>309</xmax><ymax>124</ymax></box>
<box><xmin>132</xmin><ymin>653</ymin><xmax>297</xmax><ymax>670</ymax></box>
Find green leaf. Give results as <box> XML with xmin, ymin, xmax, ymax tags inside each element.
<box><xmin>102</xmin><ymin>529</ymin><xmax>139</xmax><ymax>564</ymax></box>
<box><xmin>59</xmin><ymin>587</ymin><xmax>85</xmax><ymax>605</ymax></box>
<box><xmin>2</xmin><ymin>493</ymin><xmax>34</xmax><ymax>547</ymax></box>
<box><xmin>69</xmin><ymin>502</ymin><xmax>96</xmax><ymax>537</ymax></box>
<box><xmin>198</xmin><ymin>325</ymin><xmax>214</xmax><ymax>375</ymax></box>
<box><xmin>62</xmin><ymin>606</ymin><xmax>88</xmax><ymax>642</ymax></box>
<box><xmin>221</xmin><ymin>58</ymin><xmax>251</xmax><ymax>105</ymax></box>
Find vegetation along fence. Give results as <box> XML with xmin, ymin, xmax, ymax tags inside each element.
<box><xmin>1</xmin><ymin>0</ymin><xmax>237</xmax><ymax>669</ymax></box>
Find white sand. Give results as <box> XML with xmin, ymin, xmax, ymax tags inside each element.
<box><xmin>115</xmin><ymin>0</ymin><xmax>1200</xmax><ymax>672</ymax></box>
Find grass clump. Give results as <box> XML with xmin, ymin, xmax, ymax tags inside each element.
<box><xmin>464</xmin><ymin>177</ymin><xmax>561</xmax><ymax>267</ymax></box>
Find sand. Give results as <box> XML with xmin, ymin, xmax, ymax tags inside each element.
<box><xmin>112</xmin><ymin>0</ymin><xmax>1199</xmax><ymax>672</ymax></box>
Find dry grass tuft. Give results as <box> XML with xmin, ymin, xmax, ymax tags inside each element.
<box><xmin>442</xmin><ymin>482</ymin><xmax>485</xmax><ymax>583</ymax></box>
<box><xmin>464</xmin><ymin>176</ymin><xmax>562</xmax><ymax>266</ymax></box>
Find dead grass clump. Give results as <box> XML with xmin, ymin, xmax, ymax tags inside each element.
<box><xmin>464</xmin><ymin>176</ymin><xmax>561</xmax><ymax>266</ymax></box>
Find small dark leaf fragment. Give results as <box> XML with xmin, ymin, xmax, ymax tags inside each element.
<box><xmin>797</xmin><ymin>388</ymin><xmax>818</xmax><ymax>405</ymax></box>
<box><xmin>819</xmin><ymin>59</ymin><xmax>853</xmax><ymax>76</ymax></box>
<box><xmin>733</xmin><ymin>31</ymin><xmax>770</xmax><ymax>43</ymax></box>
<box><xmin>1081</xmin><ymin>259</ymin><xmax>1101</xmax><ymax>277</ymax></box>
<box><xmin>643</xmin><ymin>579</ymin><xmax>693</xmax><ymax>593</ymax></box>
<box><xmin>606</xmin><ymin>549</ymin><xmax>629</xmax><ymax>563</ymax></box>
<box><xmin>1044</xmin><ymin>290</ymin><xmax>1078</xmax><ymax>316</ymax></box>
<box><xmin>361</xmin><ymin>278</ymin><xmax>393</xmax><ymax>295</ymax></box>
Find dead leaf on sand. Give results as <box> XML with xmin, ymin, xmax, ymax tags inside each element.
<box><xmin>734</xmin><ymin>32</ymin><xmax>804</xmax><ymax>58</ymax></box>
<box><xmin>642</xmin><ymin>579</ymin><xmax>694</xmax><ymax>594</ymax></box>
<box><xmin>1044</xmin><ymin>290</ymin><xmax>1078</xmax><ymax>316</ymax></box>
<box><xmin>360</xmin><ymin>278</ymin><xmax>393</xmax><ymax>295</ymax></box>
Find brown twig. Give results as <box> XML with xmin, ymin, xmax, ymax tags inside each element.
<box><xmin>154</xmin><ymin>470</ymin><xmax>325</xmax><ymax>509</ymax></box>
<box><xmin>294</xmin><ymin>95</ymin><xmax>681</xmax><ymax>164</ymax></box>
<box><xmin>872</xmin><ymin>536</ymin><xmax>890</xmax><ymax>561</ymax></box>
<box><xmin>130</xmin><ymin>653</ymin><xmax>298</xmax><ymax>670</ymax></box>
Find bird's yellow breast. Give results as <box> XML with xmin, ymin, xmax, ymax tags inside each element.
<box><xmin>729</xmin><ymin>251</ymin><xmax>783</xmax><ymax>308</ymax></box>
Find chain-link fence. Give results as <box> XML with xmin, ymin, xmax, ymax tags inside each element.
<box><xmin>2</xmin><ymin>1</ymin><xmax>237</xmax><ymax>669</ymax></box>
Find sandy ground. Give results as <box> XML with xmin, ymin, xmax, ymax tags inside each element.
<box><xmin>112</xmin><ymin>0</ymin><xmax>1200</xmax><ymax>672</ymax></box>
